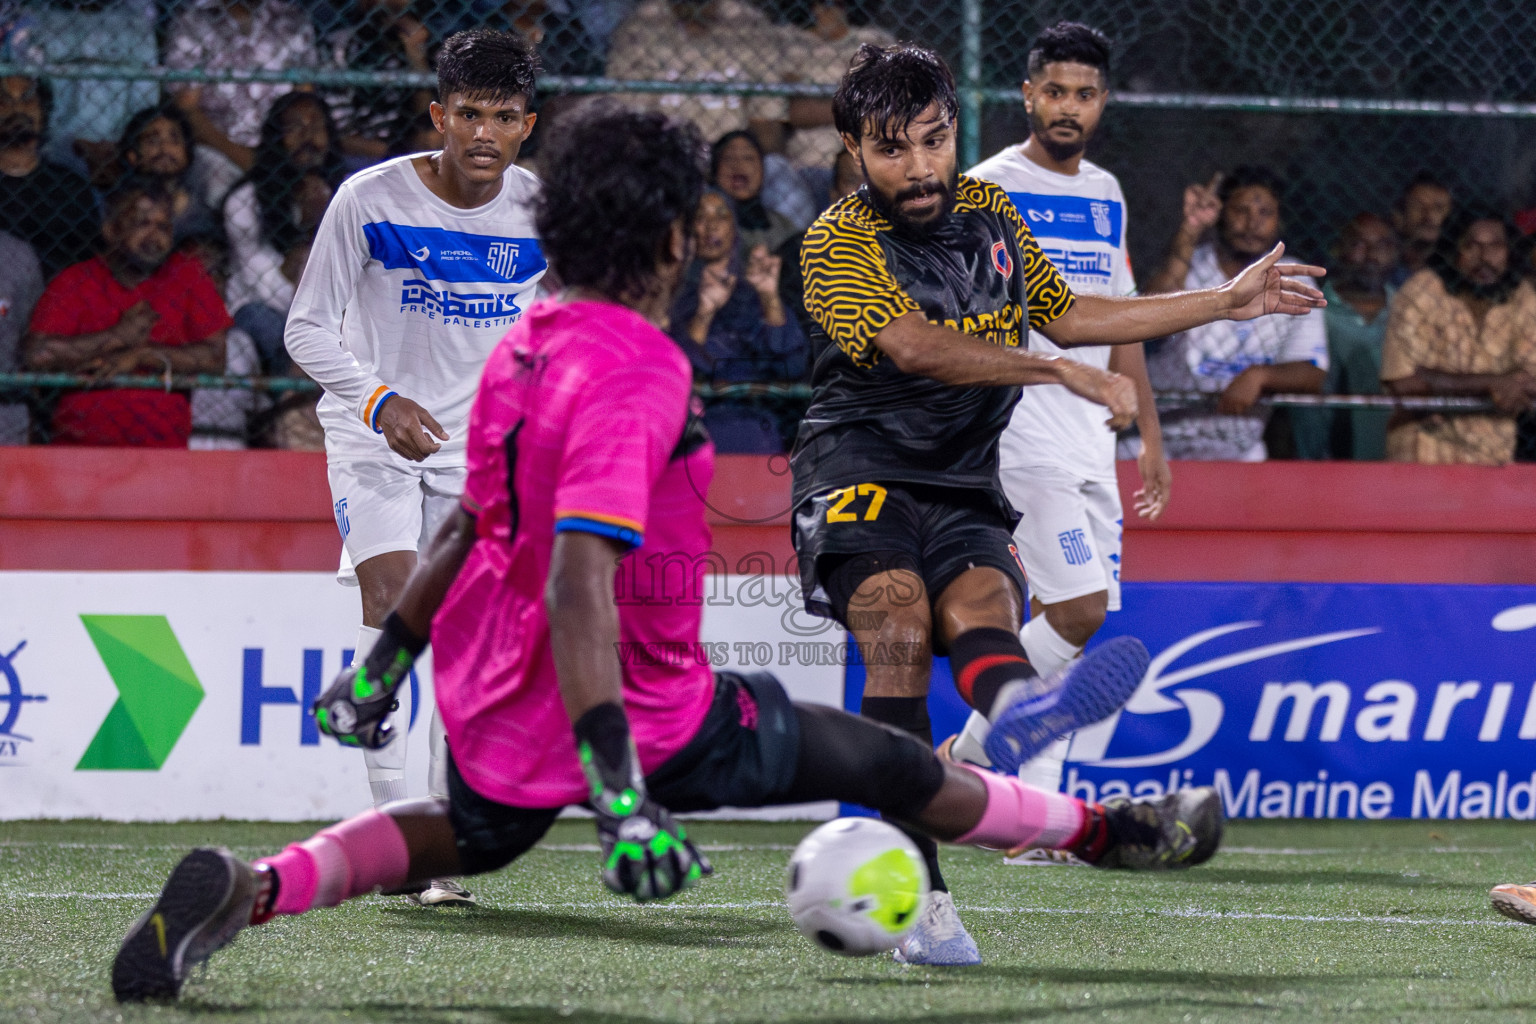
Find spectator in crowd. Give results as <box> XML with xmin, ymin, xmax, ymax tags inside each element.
<box><xmin>0</xmin><ymin>229</ymin><xmax>43</xmax><ymax>444</ymax></box>
<box><xmin>0</xmin><ymin>76</ymin><xmax>100</xmax><ymax>277</ymax></box>
<box><xmin>223</xmin><ymin>92</ymin><xmax>343</xmax><ymax>374</ymax></box>
<box><xmin>20</xmin><ymin>0</ymin><xmax>157</xmax><ymax>180</ymax></box>
<box><xmin>712</xmin><ymin>130</ymin><xmax>801</xmax><ymax>251</ymax></box>
<box><xmin>116</xmin><ymin>104</ymin><xmax>240</xmax><ymax>245</ymax></box>
<box><xmin>1380</xmin><ymin>207</ymin><xmax>1536</xmax><ymax>465</ymax></box>
<box><xmin>1296</xmin><ymin>212</ymin><xmax>1399</xmax><ymax>460</ymax></box>
<box><xmin>777</xmin><ymin>145</ymin><xmax>859</xmax><ymax>335</ymax></box>
<box><xmin>668</xmin><ymin>187</ymin><xmax>805</xmax><ymax>452</ymax></box>
<box><xmin>1141</xmin><ymin>165</ymin><xmax>1327</xmax><ymax>461</ymax></box>
<box><xmin>497</xmin><ymin>0</ymin><xmax>605</xmax><ymax>75</ymax></box>
<box><xmin>606</xmin><ymin>0</ymin><xmax>786</xmax><ymax>151</ymax></box>
<box><xmin>23</xmin><ymin>178</ymin><xmax>232</xmax><ymax>447</ymax></box>
<box><xmin>1391</xmin><ymin>172</ymin><xmax>1453</xmax><ymax>283</ymax></box>
<box><xmin>779</xmin><ymin>0</ymin><xmax>892</xmax><ymax>172</ymax></box>
<box><xmin>326</xmin><ymin>0</ymin><xmax>436</xmax><ymax>161</ymax></box>
<box><xmin>164</xmin><ymin>0</ymin><xmax>320</xmax><ymax>173</ymax></box>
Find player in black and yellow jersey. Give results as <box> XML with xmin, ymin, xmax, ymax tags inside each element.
<box><xmin>792</xmin><ymin>43</ymin><xmax>1326</xmax><ymax>965</ymax></box>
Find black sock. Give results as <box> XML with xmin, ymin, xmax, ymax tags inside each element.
<box><xmin>860</xmin><ymin>695</ymin><xmax>947</xmax><ymax>894</ymax></box>
<box><xmin>948</xmin><ymin>626</ymin><xmax>1037</xmax><ymax>717</ymax></box>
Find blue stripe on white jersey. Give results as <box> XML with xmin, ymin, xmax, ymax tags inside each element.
<box><xmin>363</xmin><ymin>223</ymin><xmax>547</xmax><ymax>284</ymax></box>
<box><xmin>1006</xmin><ymin>192</ymin><xmax>1123</xmax><ymax>245</ymax></box>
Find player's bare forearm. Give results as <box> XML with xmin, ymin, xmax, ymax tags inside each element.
<box><xmin>1109</xmin><ymin>342</ymin><xmax>1164</xmax><ymax>448</ymax></box>
<box><xmin>872</xmin><ymin>312</ymin><xmax>1072</xmax><ymax>386</ymax></box>
<box><xmin>1048</xmin><ymin>244</ymin><xmax>1326</xmax><ymax>346</ymax></box>
<box><xmin>547</xmin><ymin>531</ymin><xmax>630</xmax><ymax>723</ymax></box>
<box><xmin>390</xmin><ymin>507</ymin><xmax>479</xmax><ymax>638</ymax></box>
<box><xmin>1044</xmin><ymin>290</ymin><xmax>1228</xmax><ymax>347</ymax></box>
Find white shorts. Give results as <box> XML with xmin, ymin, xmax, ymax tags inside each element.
<box><xmin>327</xmin><ymin>456</ymin><xmax>466</xmax><ymax>587</ymax></box>
<box><xmin>1002</xmin><ymin>464</ymin><xmax>1123</xmax><ymax>611</ymax></box>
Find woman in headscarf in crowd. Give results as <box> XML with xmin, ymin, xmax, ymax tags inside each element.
<box><xmin>711</xmin><ymin>130</ymin><xmax>803</xmax><ymax>253</ymax></box>
<box><xmin>668</xmin><ymin>187</ymin><xmax>807</xmax><ymax>453</ymax></box>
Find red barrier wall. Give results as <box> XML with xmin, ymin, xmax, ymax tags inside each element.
<box><xmin>2</xmin><ymin>448</ymin><xmax>1534</xmax><ymax>583</ymax></box>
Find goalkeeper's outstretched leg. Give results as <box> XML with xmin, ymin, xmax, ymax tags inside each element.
<box><xmin>113</xmin><ymin>663</ymin><xmax>1221</xmax><ymax>1002</ymax></box>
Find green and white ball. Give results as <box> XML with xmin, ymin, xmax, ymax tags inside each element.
<box><xmin>785</xmin><ymin>817</ymin><xmax>930</xmax><ymax>957</ymax></box>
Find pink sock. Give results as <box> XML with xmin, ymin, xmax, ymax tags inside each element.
<box><xmin>955</xmin><ymin>765</ymin><xmax>1087</xmax><ymax>850</ymax></box>
<box><xmin>254</xmin><ymin>809</ymin><xmax>411</xmax><ymax>916</ymax></box>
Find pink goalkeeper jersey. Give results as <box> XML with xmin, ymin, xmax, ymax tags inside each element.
<box><xmin>432</xmin><ymin>298</ymin><xmax>717</xmax><ymax>808</ymax></box>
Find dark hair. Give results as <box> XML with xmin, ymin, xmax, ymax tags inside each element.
<box><xmin>832</xmin><ymin>43</ymin><xmax>958</xmax><ymax>143</ymax></box>
<box><xmin>1396</xmin><ymin>170</ymin><xmax>1451</xmax><ymax>210</ymax></box>
<box><xmin>1219</xmin><ymin>165</ymin><xmax>1284</xmax><ymax>208</ymax></box>
<box><xmin>535</xmin><ymin>100</ymin><xmax>706</xmax><ymax>298</ymax></box>
<box><xmin>104</xmin><ymin>175</ymin><xmax>174</xmax><ymax>223</ymax></box>
<box><xmin>435</xmin><ymin>29</ymin><xmax>540</xmax><ymax>105</ymax></box>
<box><xmin>117</xmin><ymin>103</ymin><xmax>194</xmax><ymax>171</ymax></box>
<box><xmin>710</xmin><ymin>130</ymin><xmax>762</xmax><ymax>182</ymax></box>
<box><xmin>1026</xmin><ymin>21</ymin><xmax>1111</xmax><ymax>81</ymax></box>
<box><xmin>232</xmin><ymin>92</ymin><xmax>344</xmax><ymax>254</ymax></box>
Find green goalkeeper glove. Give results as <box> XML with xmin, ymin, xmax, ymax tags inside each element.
<box><xmin>576</xmin><ymin>703</ymin><xmax>712</xmax><ymax>902</ymax></box>
<box><xmin>312</xmin><ymin>613</ymin><xmax>425</xmax><ymax>750</ymax></box>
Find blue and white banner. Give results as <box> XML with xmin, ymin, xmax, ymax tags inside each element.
<box><xmin>845</xmin><ymin>583</ymin><xmax>1536</xmax><ymax>821</ymax></box>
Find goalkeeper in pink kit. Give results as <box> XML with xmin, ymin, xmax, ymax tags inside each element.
<box><xmin>112</xmin><ymin>103</ymin><xmax>1222</xmax><ymax>1003</ymax></box>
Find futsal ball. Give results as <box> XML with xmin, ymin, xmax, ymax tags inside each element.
<box><xmin>785</xmin><ymin>817</ymin><xmax>930</xmax><ymax>957</ymax></box>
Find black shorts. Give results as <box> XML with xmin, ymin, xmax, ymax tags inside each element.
<box><xmin>792</xmin><ymin>481</ymin><xmax>1027</xmax><ymax>629</ymax></box>
<box><xmin>446</xmin><ymin>671</ymin><xmax>801</xmax><ymax>876</ymax></box>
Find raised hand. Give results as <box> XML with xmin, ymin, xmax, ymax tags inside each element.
<box><xmin>1221</xmin><ymin>243</ymin><xmax>1327</xmax><ymax>321</ymax></box>
<box><xmin>1182</xmin><ymin>174</ymin><xmax>1223</xmax><ymax>236</ymax></box>
<box><xmin>696</xmin><ymin>264</ymin><xmax>737</xmax><ymax>320</ymax></box>
<box><xmin>743</xmin><ymin>244</ymin><xmax>781</xmax><ymax>298</ymax></box>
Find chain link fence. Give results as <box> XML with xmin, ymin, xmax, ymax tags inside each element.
<box><xmin>0</xmin><ymin>0</ymin><xmax>1532</xmax><ymax>459</ymax></box>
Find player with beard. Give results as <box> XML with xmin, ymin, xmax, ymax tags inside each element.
<box><xmin>946</xmin><ymin>23</ymin><xmax>1167</xmax><ymax>835</ymax></box>
<box><xmin>794</xmin><ymin>43</ymin><xmax>1326</xmax><ymax>964</ymax></box>
<box><xmin>110</xmin><ymin>104</ymin><xmax>1225</xmax><ymax>1005</ymax></box>
<box><xmin>283</xmin><ymin>29</ymin><xmax>546</xmax><ymax>906</ymax></box>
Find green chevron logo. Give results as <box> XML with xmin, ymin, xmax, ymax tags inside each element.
<box><xmin>76</xmin><ymin>615</ymin><xmax>204</xmax><ymax>771</ymax></box>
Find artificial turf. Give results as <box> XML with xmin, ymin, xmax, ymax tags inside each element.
<box><xmin>3</xmin><ymin>818</ymin><xmax>1536</xmax><ymax>1023</ymax></box>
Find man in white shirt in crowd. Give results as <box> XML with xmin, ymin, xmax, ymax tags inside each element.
<box><xmin>954</xmin><ymin>22</ymin><xmax>1169</xmax><ymax>821</ymax></box>
<box><xmin>284</xmin><ymin>29</ymin><xmax>546</xmax><ymax>905</ymax></box>
<box><xmin>1138</xmin><ymin>165</ymin><xmax>1327</xmax><ymax>461</ymax></box>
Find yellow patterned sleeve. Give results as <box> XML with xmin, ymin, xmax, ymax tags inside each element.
<box><xmin>1001</xmin><ymin>198</ymin><xmax>1077</xmax><ymax>330</ymax></box>
<box><xmin>800</xmin><ymin>205</ymin><xmax>922</xmax><ymax>367</ymax></box>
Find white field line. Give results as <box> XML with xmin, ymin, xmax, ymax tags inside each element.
<box><xmin>1</xmin><ymin>892</ymin><xmax>1525</xmax><ymax>929</ymax></box>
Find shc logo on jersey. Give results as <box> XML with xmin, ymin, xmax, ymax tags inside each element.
<box><xmin>487</xmin><ymin>242</ymin><xmax>520</xmax><ymax>279</ymax></box>
<box><xmin>1058</xmin><ymin>528</ymin><xmax>1093</xmax><ymax>566</ymax></box>
<box><xmin>990</xmin><ymin>240</ymin><xmax>1012</xmax><ymax>277</ymax></box>
<box><xmin>1091</xmin><ymin>201</ymin><xmax>1113</xmax><ymax>238</ymax></box>
<box><xmin>333</xmin><ymin>498</ymin><xmax>350</xmax><ymax>540</ymax></box>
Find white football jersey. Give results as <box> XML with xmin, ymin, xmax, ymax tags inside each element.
<box><xmin>285</xmin><ymin>154</ymin><xmax>546</xmax><ymax>463</ymax></box>
<box><xmin>967</xmin><ymin>147</ymin><xmax>1134</xmax><ymax>480</ymax></box>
